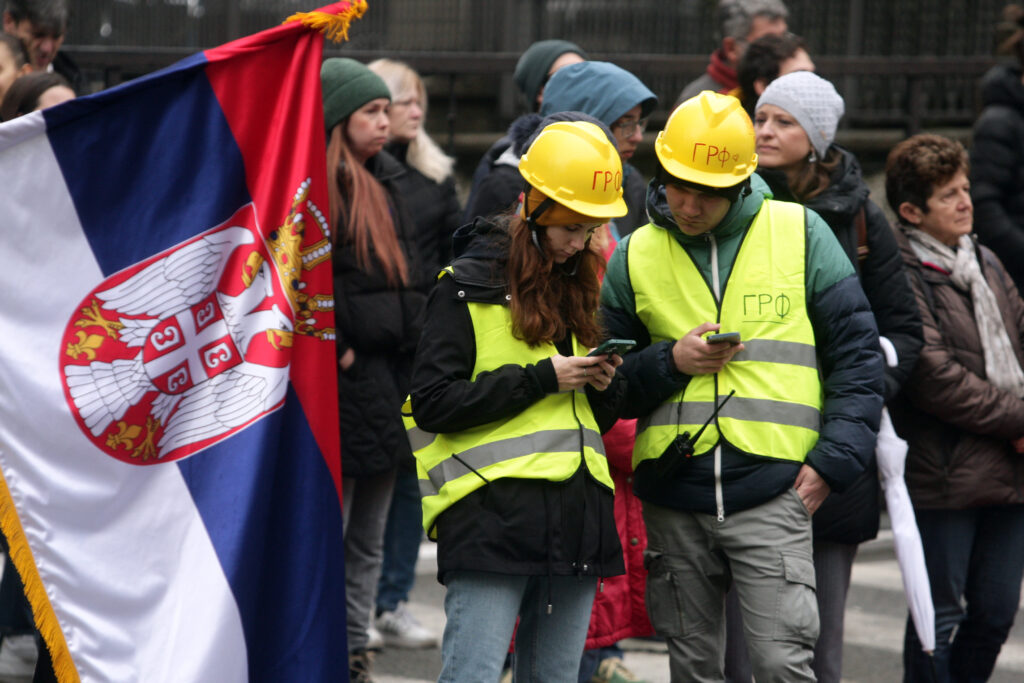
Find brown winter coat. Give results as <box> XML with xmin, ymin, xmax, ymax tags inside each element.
<box><xmin>893</xmin><ymin>227</ymin><xmax>1024</xmax><ymax>509</ymax></box>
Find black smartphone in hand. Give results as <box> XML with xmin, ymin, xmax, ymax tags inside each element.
<box><xmin>705</xmin><ymin>332</ymin><xmax>741</xmax><ymax>345</ymax></box>
<box><xmin>587</xmin><ymin>338</ymin><xmax>637</xmax><ymax>357</ymax></box>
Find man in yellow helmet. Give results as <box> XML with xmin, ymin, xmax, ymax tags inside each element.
<box><xmin>599</xmin><ymin>91</ymin><xmax>885</xmax><ymax>681</ymax></box>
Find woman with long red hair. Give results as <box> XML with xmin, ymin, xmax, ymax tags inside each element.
<box><xmin>321</xmin><ymin>58</ymin><xmax>430</xmax><ymax>682</ymax></box>
<box><xmin>407</xmin><ymin>117</ymin><xmax>629</xmax><ymax>682</ymax></box>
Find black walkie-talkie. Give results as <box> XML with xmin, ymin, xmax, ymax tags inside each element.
<box><xmin>656</xmin><ymin>390</ymin><xmax>736</xmax><ymax>479</ymax></box>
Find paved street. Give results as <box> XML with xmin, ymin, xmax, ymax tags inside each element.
<box><xmin>375</xmin><ymin>524</ymin><xmax>1024</xmax><ymax>683</ymax></box>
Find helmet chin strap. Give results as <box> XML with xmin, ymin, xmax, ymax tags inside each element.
<box><xmin>523</xmin><ymin>185</ymin><xmax>584</xmax><ymax>276</ymax></box>
<box><xmin>524</xmin><ymin>185</ymin><xmax>555</xmax><ymax>259</ymax></box>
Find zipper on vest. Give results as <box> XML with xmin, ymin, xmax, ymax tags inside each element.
<box><xmin>714</xmin><ymin>444</ymin><xmax>725</xmax><ymax>522</ymax></box>
<box><xmin>707</xmin><ymin>233</ymin><xmax>721</xmax><ymax>302</ymax></box>
<box><xmin>707</xmin><ymin>233</ymin><xmax>726</xmax><ymax>521</ymax></box>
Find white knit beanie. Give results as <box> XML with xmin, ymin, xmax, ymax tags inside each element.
<box><xmin>755</xmin><ymin>71</ymin><xmax>845</xmax><ymax>158</ymax></box>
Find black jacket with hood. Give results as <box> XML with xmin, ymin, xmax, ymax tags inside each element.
<box><xmin>760</xmin><ymin>147</ymin><xmax>923</xmax><ymax>544</ymax></box>
<box><xmin>385</xmin><ymin>141</ymin><xmax>461</xmax><ymax>274</ymax></box>
<box><xmin>970</xmin><ymin>63</ymin><xmax>1024</xmax><ymax>292</ymax></box>
<box><xmin>409</xmin><ymin>217</ymin><xmax>626</xmax><ymax>583</ymax></box>
<box><xmin>462</xmin><ymin>115</ymin><xmax>648</xmax><ymax>236</ymax></box>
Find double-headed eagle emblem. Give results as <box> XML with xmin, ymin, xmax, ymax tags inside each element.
<box><xmin>61</xmin><ymin>181</ymin><xmax>333</xmax><ymax>464</ymax></box>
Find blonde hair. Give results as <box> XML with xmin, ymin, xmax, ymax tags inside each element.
<box><xmin>367</xmin><ymin>58</ymin><xmax>455</xmax><ymax>185</ymax></box>
<box><xmin>326</xmin><ymin>123</ymin><xmax>409</xmax><ymax>287</ymax></box>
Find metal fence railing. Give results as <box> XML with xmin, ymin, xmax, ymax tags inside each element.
<box><xmin>63</xmin><ymin>0</ymin><xmax>1011</xmax><ymax>137</ymax></box>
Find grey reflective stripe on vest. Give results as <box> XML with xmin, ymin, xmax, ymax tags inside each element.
<box><xmin>638</xmin><ymin>396</ymin><xmax>821</xmax><ymax>433</ymax></box>
<box><xmin>418</xmin><ymin>427</ymin><xmax>604</xmax><ymax>496</ymax></box>
<box><xmin>637</xmin><ymin>401</ymin><xmax>717</xmax><ymax>434</ymax></box>
<box><xmin>406</xmin><ymin>424</ymin><xmax>435</xmax><ymax>453</ymax></box>
<box><xmin>731</xmin><ymin>339</ymin><xmax>818</xmax><ymax>369</ymax></box>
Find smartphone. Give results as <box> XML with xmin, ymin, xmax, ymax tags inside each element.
<box><xmin>706</xmin><ymin>332</ymin><xmax>741</xmax><ymax>345</ymax></box>
<box><xmin>587</xmin><ymin>338</ymin><xmax>637</xmax><ymax>357</ymax></box>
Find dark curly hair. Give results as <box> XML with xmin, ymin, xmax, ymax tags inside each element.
<box><xmin>737</xmin><ymin>32</ymin><xmax>807</xmax><ymax>104</ymax></box>
<box><xmin>884</xmin><ymin>134</ymin><xmax>969</xmax><ymax>219</ymax></box>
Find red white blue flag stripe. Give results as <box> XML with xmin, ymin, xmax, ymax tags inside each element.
<box><xmin>0</xmin><ymin>3</ymin><xmax>361</xmax><ymax>680</ymax></box>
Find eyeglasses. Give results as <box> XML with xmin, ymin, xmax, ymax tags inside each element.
<box><xmin>612</xmin><ymin>117</ymin><xmax>648</xmax><ymax>137</ymax></box>
<box><xmin>390</xmin><ymin>98</ymin><xmax>421</xmax><ymax>109</ymax></box>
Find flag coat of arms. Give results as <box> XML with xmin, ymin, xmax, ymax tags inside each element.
<box><xmin>0</xmin><ymin>3</ymin><xmax>364</xmax><ymax>680</ymax></box>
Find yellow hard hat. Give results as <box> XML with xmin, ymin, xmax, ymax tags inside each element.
<box><xmin>519</xmin><ymin>121</ymin><xmax>628</xmax><ymax>221</ymax></box>
<box><xmin>655</xmin><ymin>91</ymin><xmax>758</xmax><ymax>188</ymax></box>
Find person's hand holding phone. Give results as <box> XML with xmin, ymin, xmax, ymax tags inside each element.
<box><xmin>552</xmin><ymin>353</ymin><xmax>620</xmax><ymax>392</ymax></box>
<box><xmin>671</xmin><ymin>322</ymin><xmax>745</xmax><ymax>375</ymax></box>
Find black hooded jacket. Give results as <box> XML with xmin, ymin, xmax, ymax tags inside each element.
<box><xmin>759</xmin><ymin>147</ymin><xmax>923</xmax><ymax>544</ymax></box>
<box><xmin>971</xmin><ymin>63</ymin><xmax>1024</xmax><ymax>292</ymax></box>
<box><xmin>462</xmin><ymin>114</ymin><xmax>648</xmax><ymax>236</ymax></box>
<box><xmin>409</xmin><ymin>218</ymin><xmax>626</xmax><ymax>583</ymax></box>
<box><xmin>462</xmin><ymin>115</ymin><xmax>541</xmax><ymax>223</ymax></box>
<box><xmin>384</xmin><ymin>141</ymin><xmax>461</xmax><ymax>274</ymax></box>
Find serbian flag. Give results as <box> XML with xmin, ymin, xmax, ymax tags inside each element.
<box><xmin>0</xmin><ymin>3</ymin><xmax>364</xmax><ymax>680</ymax></box>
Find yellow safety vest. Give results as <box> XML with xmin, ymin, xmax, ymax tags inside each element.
<box><xmin>405</xmin><ymin>271</ymin><xmax>613</xmax><ymax>539</ymax></box>
<box><xmin>628</xmin><ymin>199</ymin><xmax>822</xmax><ymax>467</ymax></box>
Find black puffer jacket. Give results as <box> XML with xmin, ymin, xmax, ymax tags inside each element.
<box><xmin>971</xmin><ymin>64</ymin><xmax>1024</xmax><ymax>292</ymax></box>
<box><xmin>333</xmin><ymin>150</ymin><xmax>432</xmax><ymax>478</ymax></box>
<box><xmin>760</xmin><ymin>148</ymin><xmax>923</xmax><ymax>544</ymax></box>
<box><xmin>385</xmin><ymin>141</ymin><xmax>461</xmax><ymax>274</ymax></box>
<box><xmin>462</xmin><ymin>115</ymin><xmax>540</xmax><ymax>223</ymax></box>
<box><xmin>410</xmin><ymin>218</ymin><xmax>626</xmax><ymax>583</ymax></box>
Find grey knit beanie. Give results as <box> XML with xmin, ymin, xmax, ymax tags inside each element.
<box><xmin>755</xmin><ymin>71</ymin><xmax>844</xmax><ymax>158</ymax></box>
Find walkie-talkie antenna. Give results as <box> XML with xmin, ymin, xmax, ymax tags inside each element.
<box><xmin>657</xmin><ymin>389</ymin><xmax>737</xmax><ymax>479</ymax></box>
<box><xmin>690</xmin><ymin>389</ymin><xmax>736</xmax><ymax>444</ymax></box>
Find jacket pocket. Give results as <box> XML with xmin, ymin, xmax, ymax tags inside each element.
<box><xmin>643</xmin><ymin>551</ymin><xmax>685</xmax><ymax>637</ymax></box>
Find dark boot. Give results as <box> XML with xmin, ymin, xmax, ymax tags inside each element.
<box><xmin>349</xmin><ymin>648</ymin><xmax>375</xmax><ymax>683</ymax></box>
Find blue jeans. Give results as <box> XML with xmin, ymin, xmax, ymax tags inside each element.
<box><xmin>439</xmin><ymin>571</ymin><xmax>597</xmax><ymax>683</ymax></box>
<box><xmin>376</xmin><ymin>467</ymin><xmax>423</xmax><ymax>613</ymax></box>
<box><xmin>903</xmin><ymin>506</ymin><xmax>1024</xmax><ymax>682</ymax></box>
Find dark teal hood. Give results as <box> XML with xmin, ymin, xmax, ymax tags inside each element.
<box><xmin>540</xmin><ymin>61</ymin><xmax>658</xmax><ymax>128</ymax></box>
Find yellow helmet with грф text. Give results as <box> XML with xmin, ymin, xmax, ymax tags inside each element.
<box><xmin>655</xmin><ymin>91</ymin><xmax>758</xmax><ymax>188</ymax></box>
<box><xmin>519</xmin><ymin>120</ymin><xmax>628</xmax><ymax>221</ymax></box>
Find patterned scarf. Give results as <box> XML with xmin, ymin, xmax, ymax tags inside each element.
<box><xmin>904</xmin><ymin>227</ymin><xmax>1024</xmax><ymax>398</ymax></box>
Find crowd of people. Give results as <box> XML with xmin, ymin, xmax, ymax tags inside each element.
<box><xmin>0</xmin><ymin>0</ymin><xmax>77</xmax><ymax>121</ymax></box>
<box><xmin>4</xmin><ymin>0</ymin><xmax>1024</xmax><ymax>682</ymax></box>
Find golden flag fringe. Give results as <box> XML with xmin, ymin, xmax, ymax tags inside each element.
<box><xmin>0</xmin><ymin>469</ymin><xmax>78</xmax><ymax>682</ymax></box>
<box><xmin>0</xmin><ymin>8</ymin><xmax>373</xmax><ymax>683</ymax></box>
<box><xmin>284</xmin><ymin>0</ymin><xmax>369</xmax><ymax>43</ymax></box>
